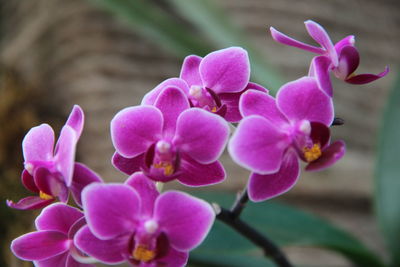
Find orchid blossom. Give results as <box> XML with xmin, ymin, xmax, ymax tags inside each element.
<box><xmin>270</xmin><ymin>20</ymin><xmax>389</xmax><ymax>96</ymax></box>
<box><xmin>229</xmin><ymin>77</ymin><xmax>345</xmax><ymax>201</ymax></box>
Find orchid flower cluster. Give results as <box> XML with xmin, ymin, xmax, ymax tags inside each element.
<box><xmin>9</xmin><ymin>20</ymin><xmax>387</xmax><ymax>267</ymax></box>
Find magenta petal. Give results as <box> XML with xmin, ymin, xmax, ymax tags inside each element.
<box><xmin>334</xmin><ymin>35</ymin><xmax>355</xmax><ymax>54</ymax></box>
<box><xmin>22</xmin><ymin>170</ymin><xmax>39</xmax><ymax>192</ymax></box>
<box><xmin>304</xmin><ymin>20</ymin><xmax>338</xmax><ymax>66</ymax></box>
<box><xmin>174</xmin><ymin>108</ymin><xmax>229</xmax><ymax>164</ymax></box>
<box><xmin>229</xmin><ymin>115</ymin><xmax>289</xmax><ymax>174</ymax></box>
<box><xmin>239</xmin><ymin>89</ymin><xmax>288</xmax><ymax>126</ymax></box>
<box><xmin>248</xmin><ymin>150</ymin><xmax>300</xmax><ymax>202</ymax></box>
<box><xmin>66</xmin><ymin>255</ymin><xmax>95</xmax><ymax>267</ymax></box>
<box><xmin>155</xmin><ymin>247</ymin><xmax>188</xmax><ymax>267</ymax></box>
<box><xmin>199</xmin><ymin>47</ymin><xmax>250</xmax><ymax>94</ymax></box>
<box><xmin>142</xmin><ymin>78</ymin><xmax>190</xmax><ymax>105</ymax></box>
<box><xmin>34</xmin><ymin>167</ymin><xmax>68</xmax><ymax>203</ymax></box>
<box><xmin>55</xmin><ymin>125</ymin><xmax>77</xmax><ymax>186</ymax></box>
<box><xmin>277</xmin><ymin>77</ymin><xmax>334</xmax><ymax>126</ymax></box>
<box><xmin>125</xmin><ymin>172</ymin><xmax>159</xmax><ymax>217</ymax></box>
<box><xmin>35</xmin><ymin>203</ymin><xmax>83</xmax><ymax>234</ymax></box>
<box><xmin>306</xmin><ymin>140</ymin><xmax>346</xmax><ymax>171</ymax></box>
<box><xmin>23</xmin><ymin>124</ymin><xmax>55</xmax><ymax>163</ymax></box>
<box><xmin>310</xmin><ymin>122</ymin><xmax>331</xmax><ymax>149</ymax></box>
<box><xmin>180</xmin><ymin>55</ymin><xmax>203</xmax><ymax>87</ymax></box>
<box><xmin>155</xmin><ymin>191</ymin><xmax>215</xmax><ymax>251</ymax></box>
<box><xmin>346</xmin><ymin>66</ymin><xmax>389</xmax><ymax>84</ymax></box>
<box><xmin>65</xmin><ymin>105</ymin><xmax>85</xmax><ymax>139</ymax></box>
<box><xmin>270</xmin><ymin>27</ymin><xmax>324</xmax><ymax>54</ymax></box>
<box><xmin>310</xmin><ymin>56</ymin><xmax>333</xmax><ymax>96</ymax></box>
<box><xmin>82</xmin><ymin>183</ymin><xmax>140</xmax><ymax>239</ymax></box>
<box><xmin>177</xmin><ymin>155</ymin><xmax>225</xmax><ymax>187</ymax></box>
<box><xmin>154</xmin><ymin>86</ymin><xmax>190</xmax><ymax>137</ymax></box>
<box><xmin>7</xmin><ymin>196</ymin><xmax>54</xmax><ymax>210</ymax></box>
<box><xmin>35</xmin><ymin>252</ymin><xmax>69</xmax><ymax>267</ymax></box>
<box><xmin>11</xmin><ymin>231</ymin><xmax>69</xmax><ymax>261</ymax></box>
<box><xmin>74</xmin><ymin>225</ymin><xmax>129</xmax><ymax>264</ymax></box>
<box><xmin>112</xmin><ymin>152</ymin><xmax>144</xmax><ymax>175</ymax></box>
<box><xmin>69</xmin><ymin>163</ymin><xmax>103</xmax><ymax>207</ymax></box>
<box><xmin>335</xmin><ymin>45</ymin><xmax>360</xmax><ymax>80</ymax></box>
<box><xmin>111</xmin><ymin>106</ymin><xmax>163</xmax><ymax>158</ymax></box>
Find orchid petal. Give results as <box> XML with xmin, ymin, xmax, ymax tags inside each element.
<box><xmin>174</xmin><ymin>108</ymin><xmax>229</xmax><ymax>164</ymax></box>
<box><xmin>310</xmin><ymin>56</ymin><xmax>334</xmax><ymax>96</ymax></box>
<box><xmin>70</xmin><ymin>163</ymin><xmax>103</xmax><ymax>207</ymax></box>
<box><xmin>7</xmin><ymin>196</ymin><xmax>54</xmax><ymax>210</ymax></box>
<box><xmin>239</xmin><ymin>89</ymin><xmax>288</xmax><ymax>126</ymax></box>
<box><xmin>155</xmin><ymin>191</ymin><xmax>215</xmax><ymax>251</ymax></box>
<box><xmin>125</xmin><ymin>172</ymin><xmax>159</xmax><ymax>217</ymax></box>
<box><xmin>248</xmin><ymin>150</ymin><xmax>300</xmax><ymax>202</ymax></box>
<box><xmin>65</xmin><ymin>105</ymin><xmax>84</xmax><ymax>139</ymax></box>
<box><xmin>111</xmin><ymin>106</ymin><xmax>163</xmax><ymax>158</ymax></box>
<box><xmin>305</xmin><ymin>20</ymin><xmax>338</xmax><ymax>66</ymax></box>
<box><xmin>112</xmin><ymin>152</ymin><xmax>144</xmax><ymax>175</ymax></box>
<box><xmin>310</xmin><ymin>122</ymin><xmax>331</xmax><ymax>149</ymax></box>
<box><xmin>219</xmin><ymin>82</ymin><xmax>268</xmax><ymax>123</ymax></box>
<box><xmin>35</xmin><ymin>203</ymin><xmax>83</xmax><ymax>234</ymax></box>
<box><xmin>346</xmin><ymin>66</ymin><xmax>389</xmax><ymax>84</ymax></box>
<box><xmin>66</xmin><ymin>255</ymin><xmax>95</xmax><ymax>267</ymax></box>
<box><xmin>177</xmin><ymin>155</ymin><xmax>225</xmax><ymax>187</ymax></box>
<box><xmin>142</xmin><ymin>78</ymin><xmax>189</xmax><ymax>105</ymax></box>
<box><xmin>200</xmin><ymin>47</ymin><xmax>250</xmax><ymax>94</ymax></box>
<box><xmin>155</xmin><ymin>247</ymin><xmax>188</xmax><ymax>267</ymax></box>
<box><xmin>82</xmin><ymin>183</ymin><xmax>140</xmax><ymax>239</ymax></box>
<box><xmin>335</xmin><ymin>45</ymin><xmax>360</xmax><ymax>80</ymax></box>
<box><xmin>55</xmin><ymin>125</ymin><xmax>77</xmax><ymax>186</ymax></box>
<box><xmin>306</xmin><ymin>140</ymin><xmax>346</xmax><ymax>171</ymax></box>
<box><xmin>35</xmin><ymin>252</ymin><xmax>69</xmax><ymax>267</ymax></box>
<box><xmin>34</xmin><ymin>167</ymin><xmax>68</xmax><ymax>203</ymax></box>
<box><xmin>180</xmin><ymin>55</ymin><xmax>203</xmax><ymax>87</ymax></box>
<box><xmin>22</xmin><ymin>124</ymin><xmax>55</xmax><ymax>163</ymax></box>
<box><xmin>270</xmin><ymin>27</ymin><xmax>324</xmax><ymax>54</ymax></box>
<box><xmin>21</xmin><ymin>170</ymin><xmax>39</xmax><ymax>192</ymax></box>
<box><xmin>229</xmin><ymin>115</ymin><xmax>289</xmax><ymax>174</ymax></box>
<box><xmin>154</xmin><ymin>86</ymin><xmax>190</xmax><ymax>137</ymax></box>
<box><xmin>11</xmin><ymin>231</ymin><xmax>68</xmax><ymax>261</ymax></box>
<box><xmin>277</xmin><ymin>77</ymin><xmax>334</xmax><ymax>126</ymax></box>
<box><xmin>74</xmin><ymin>225</ymin><xmax>128</xmax><ymax>264</ymax></box>
<box><xmin>334</xmin><ymin>35</ymin><xmax>355</xmax><ymax>54</ymax></box>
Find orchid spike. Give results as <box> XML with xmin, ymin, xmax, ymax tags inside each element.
<box><xmin>229</xmin><ymin>77</ymin><xmax>345</xmax><ymax>202</ymax></box>
<box><xmin>142</xmin><ymin>47</ymin><xmax>267</xmax><ymax>122</ymax></box>
<box><xmin>11</xmin><ymin>203</ymin><xmax>95</xmax><ymax>267</ymax></box>
<box><xmin>271</xmin><ymin>20</ymin><xmax>388</xmax><ymax>96</ymax></box>
<box><xmin>75</xmin><ymin>173</ymin><xmax>214</xmax><ymax>266</ymax></box>
<box><xmin>7</xmin><ymin>106</ymin><xmax>102</xmax><ymax>210</ymax></box>
<box><xmin>112</xmin><ymin>86</ymin><xmax>229</xmax><ymax>186</ymax></box>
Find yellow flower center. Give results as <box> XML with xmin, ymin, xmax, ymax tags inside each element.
<box><xmin>303</xmin><ymin>144</ymin><xmax>322</xmax><ymax>162</ymax></box>
<box><xmin>211</xmin><ymin>107</ymin><xmax>217</xmax><ymax>113</ymax></box>
<box><xmin>39</xmin><ymin>191</ymin><xmax>54</xmax><ymax>200</ymax></box>
<box><xmin>132</xmin><ymin>245</ymin><xmax>155</xmax><ymax>262</ymax></box>
<box><xmin>153</xmin><ymin>162</ymin><xmax>174</xmax><ymax>176</ymax></box>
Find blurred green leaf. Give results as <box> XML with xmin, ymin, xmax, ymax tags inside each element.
<box><xmin>375</xmin><ymin>69</ymin><xmax>400</xmax><ymax>266</ymax></box>
<box><xmin>88</xmin><ymin>0</ymin><xmax>211</xmax><ymax>56</ymax></box>
<box><xmin>89</xmin><ymin>0</ymin><xmax>282</xmax><ymax>92</ymax></box>
<box><xmin>190</xmin><ymin>192</ymin><xmax>384</xmax><ymax>267</ymax></box>
<box><xmin>168</xmin><ymin>0</ymin><xmax>283</xmax><ymax>93</ymax></box>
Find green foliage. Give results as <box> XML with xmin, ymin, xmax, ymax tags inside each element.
<box><xmin>375</xmin><ymin>70</ymin><xmax>400</xmax><ymax>266</ymax></box>
<box><xmin>189</xmin><ymin>192</ymin><xmax>384</xmax><ymax>267</ymax></box>
<box><xmin>88</xmin><ymin>0</ymin><xmax>282</xmax><ymax>92</ymax></box>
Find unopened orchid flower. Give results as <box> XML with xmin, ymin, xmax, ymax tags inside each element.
<box><xmin>229</xmin><ymin>77</ymin><xmax>345</xmax><ymax>202</ymax></box>
<box><xmin>142</xmin><ymin>47</ymin><xmax>267</xmax><ymax>122</ymax></box>
<box><xmin>11</xmin><ymin>203</ymin><xmax>94</xmax><ymax>267</ymax></box>
<box><xmin>270</xmin><ymin>20</ymin><xmax>389</xmax><ymax>96</ymax></box>
<box><xmin>75</xmin><ymin>172</ymin><xmax>214</xmax><ymax>266</ymax></box>
<box><xmin>111</xmin><ymin>86</ymin><xmax>229</xmax><ymax>186</ymax></box>
<box><xmin>7</xmin><ymin>105</ymin><xmax>102</xmax><ymax>210</ymax></box>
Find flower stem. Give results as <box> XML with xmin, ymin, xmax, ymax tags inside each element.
<box><xmin>214</xmin><ymin>188</ymin><xmax>292</xmax><ymax>267</ymax></box>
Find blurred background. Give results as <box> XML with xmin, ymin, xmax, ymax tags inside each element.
<box><xmin>1</xmin><ymin>0</ymin><xmax>399</xmax><ymax>266</ymax></box>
